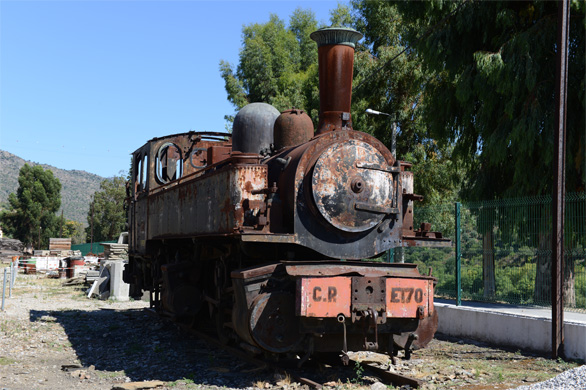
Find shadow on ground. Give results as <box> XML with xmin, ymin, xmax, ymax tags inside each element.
<box><xmin>30</xmin><ymin>307</ymin><xmax>273</xmax><ymax>387</ymax></box>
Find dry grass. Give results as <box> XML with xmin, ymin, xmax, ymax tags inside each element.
<box><xmin>10</xmin><ymin>274</ymin><xmax>87</xmax><ymax>299</ymax></box>
<box><xmin>409</xmin><ymin>337</ymin><xmax>581</xmax><ymax>389</ymax></box>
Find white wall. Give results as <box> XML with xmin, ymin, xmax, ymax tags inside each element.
<box><xmin>435</xmin><ymin>303</ymin><xmax>585</xmax><ymax>361</ymax></box>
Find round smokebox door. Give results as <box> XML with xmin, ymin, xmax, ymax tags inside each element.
<box><xmin>311</xmin><ymin>139</ymin><xmax>394</xmax><ymax>232</ymax></box>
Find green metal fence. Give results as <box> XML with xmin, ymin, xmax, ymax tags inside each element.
<box><xmin>402</xmin><ymin>192</ymin><xmax>586</xmax><ymax>313</ymax></box>
<box><xmin>71</xmin><ymin>241</ymin><xmax>116</xmax><ymax>256</ymax></box>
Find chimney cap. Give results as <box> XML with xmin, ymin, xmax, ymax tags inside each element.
<box><xmin>310</xmin><ymin>27</ymin><xmax>363</xmax><ymax>49</ymax></box>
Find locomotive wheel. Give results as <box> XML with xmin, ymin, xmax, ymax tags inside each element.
<box><xmin>215</xmin><ymin>299</ymin><xmax>234</xmax><ymax>345</ymax></box>
<box><xmin>168</xmin><ymin>285</ymin><xmax>203</xmax><ymax>321</ymax></box>
<box><xmin>212</xmin><ymin>256</ymin><xmax>236</xmax><ymax>345</ymax></box>
<box><xmin>249</xmin><ymin>292</ymin><xmax>301</xmax><ymax>353</ymax></box>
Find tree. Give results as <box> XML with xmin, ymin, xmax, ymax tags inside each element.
<box><xmin>350</xmin><ymin>1</ymin><xmax>465</xmax><ymax>205</ymax></box>
<box><xmin>62</xmin><ymin>219</ymin><xmax>86</xmax><ymax>245</ymax></box>
<box><xmin>86</xmin><ymin>176</ymin><xmax>127</xmax><ymax>243</ymax></box>
<box><xmin>0</xmin><ymin>164</ymin><xmax>62</xmax><ymax>248</ymax></box>
<box><xmin>392</xmin><ymin>0</ymin><xmax>584</xmax><ymax>197</ymax></box>
<box><xmin>360</xmin><ymin>0</ymin><xmax>585</xmax><ymax>303</ymax></box>
<box><xmin>220</xmin><ymin>9</ymin><xmax>321</xmax><ymax>121</ymax></box>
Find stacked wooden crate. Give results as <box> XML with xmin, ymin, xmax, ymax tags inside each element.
<box><xmin>49</xmin><ymin>238</ymin><xmax>71</xmax><ymax>250</ymax></box>
<box><xmin>102</xmin><ymin>243</ymin><xmax>128</xmax><ymax>260</ymax></box>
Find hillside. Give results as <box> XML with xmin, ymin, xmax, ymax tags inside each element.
<box><xmin>0</xmin><ymin>150</ymin><xmax>105</xmax><ymax>226</ymax></box>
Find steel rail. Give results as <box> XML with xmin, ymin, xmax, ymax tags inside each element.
<box><xmin>358</xmin><ymin>360</ymin><xmax>422</xmax><ymax>388</ymax></box>
<box><xmin>144</xmin><ymin>308</ymin><xmax>424</xmax><ymax>389</ymax></box>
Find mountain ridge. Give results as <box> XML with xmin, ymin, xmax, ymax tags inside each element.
<box><xmin>0</xmin><ymin>150</ymin><xmax>106</xmax><ymax>226</ymax></box>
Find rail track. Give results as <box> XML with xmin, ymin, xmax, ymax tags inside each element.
<box><xmin>146</xmin><ymin>308</ymin><xmax>424</xmax><ymax>389</ymax></box>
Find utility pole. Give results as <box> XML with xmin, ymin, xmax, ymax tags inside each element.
<box><xmin>90</xmin><ymin>203</ymin><xmax>94</xmax><ymax>254</ymax></box>
<box><xmin>552</xmin><ymin>0</ymin><xmax>570</xmax><ymax>360</ymax></box>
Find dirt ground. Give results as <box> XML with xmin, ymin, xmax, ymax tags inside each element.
<box><xmin>0</xmin><ymin>274</ymin><xmax>581</xmax><ymax>390</ymax></box>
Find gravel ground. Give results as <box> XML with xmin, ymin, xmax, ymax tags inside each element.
<box><xmin>511</xmin><ymin>365</ymin><xmax>586</xmax><ymax>390</ymax></box>
<box><xmin>0</xmin><ymin>274</ymin><xmax>582</xmax><ymax>390</ymax></box>
<box><xmin>0</xmin><ymin>274</ymin><xmax>275</xmax><ymax>390</ymax></box>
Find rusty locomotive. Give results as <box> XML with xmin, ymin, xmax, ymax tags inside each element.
<box><xmin>123</xmin><ymin>28</ymin><xmax>449</xmax><ymax>362</ymax></box>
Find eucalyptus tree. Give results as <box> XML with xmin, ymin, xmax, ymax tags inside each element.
<box><xmin>350</xmin><ymin>1</ymin><xmax>465</xmax><ymax>206</ymax></box>
<box><xmin>391</xmin><ymin>0</ymin><xmax>584</xmax><ymax>197</ymax></box>
<box><xmin>219</xmin><ymin>9</ymin><xmax>321</xmax><ymax>120</ymax></box>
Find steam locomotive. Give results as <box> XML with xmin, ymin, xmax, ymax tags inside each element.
<box><xmin>123</xmin><ymin>27</ymin><xmax>449</xmax><ymax>362</ymax></box>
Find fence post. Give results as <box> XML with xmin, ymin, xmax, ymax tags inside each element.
<box><xmin>385</xmin><ymin>249</ymin><xmax>395</xmax><ymax>263</ymax></box>
<box><xmin>11</xmin><ymin>259</ymin><xmax>16</xmax><ymax>285</ymax></box>
<box><xmin>1</xmin><ymin>268</ymin><xmax>7</xmax><ymax>311</ymax></box>
<box><xmin>9</xmin><ymin>261</ymin><xmax>13</xmax><ymax>298</ymax></box>
<box><xmin>455</xmin><ymin>202</ymin><xmax>462</xmax><ymax>306</ymax></box>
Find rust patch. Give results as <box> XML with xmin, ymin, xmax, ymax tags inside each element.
<box><xmin>231</xmin><ymin>263</ymin><xmax>280</xmax><ymax>279</ymax></box>
<box><xmin>274</xmin><ymin>108</ymin><xmax>314</xmax><ymax>150</ymax></box>
<box><xmin>284</xmin><ymin>261</ymin><xmax>426</xmax><ymax>279</ymax></box>
<box><xmin>351</xmin><ymin>277</ymin><xmax>386</xmax><ymax>314</ymax></box>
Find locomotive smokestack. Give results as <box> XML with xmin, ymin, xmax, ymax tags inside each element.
<box><xmin>310</xmin><ymin>27</ymin><xmax>363</xmax><ymax>134</ymax></box>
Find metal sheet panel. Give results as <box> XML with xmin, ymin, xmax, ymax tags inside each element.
<box><xmin>385</xmin><ymin>278</ymin><xmax>430</xmax><ymax>318</ymax></box>
<box><xmin>147</xmin><ymin>165</ymin><xmax>267</xmax><ymax>238</ymax></box>
<box><xmin>298</xmin><ymin>277</ymin><xmax>351</xmax><ymax>317</ymax></box>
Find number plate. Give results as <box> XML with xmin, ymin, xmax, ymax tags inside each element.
<box><xmin>385</xmin><ymin>278</ymin><xmax>431</xmax><ymax>318</ymax></box>
<box><xmin>298</xmin><ymin>277</ymin><xmax>351</xmax><ymax>317</ymax></box>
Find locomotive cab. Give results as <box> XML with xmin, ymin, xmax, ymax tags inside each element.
<box><xmin>128</xmin><ymin>132</ymin><xmax>233</xmax><ymax>254</ymax></box>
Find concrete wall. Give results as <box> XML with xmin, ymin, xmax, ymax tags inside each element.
<box><xmin>435</xmin><ymin>303</ymin><xmax>585</xmax><ymax>362</ymax></box>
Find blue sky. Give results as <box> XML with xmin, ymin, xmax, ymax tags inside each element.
<box><xmin>0</xmin><ymin>0</ymin><xmax>345</xmax><ymax>178</ymax></box>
